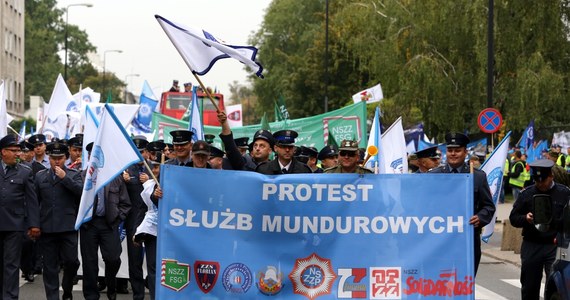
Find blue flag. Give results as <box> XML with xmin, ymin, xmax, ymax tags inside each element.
<box><xmin>188</xmin><ymin>86</ymin><xmax>204</xmax><ymax>142</ymax></box>
<box><xmin>133</xmin><ymin>94</ymin><xmax>158</xmax><ymax>132</ymax></box>
<box><xmin>518</xmin><ymin>119</ymin><xmax>534</xmax><ymax>150</ymax></box>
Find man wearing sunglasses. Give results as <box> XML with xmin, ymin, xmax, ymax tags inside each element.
<box><xmin>324</xmin><ymin>140</ymin><xmax>373</xmax><ymax>174</ymax></box>
<box><xmin>509</xmin><ymin>159</ymin><xmax>570</xmax><ymax>300</ymax></box>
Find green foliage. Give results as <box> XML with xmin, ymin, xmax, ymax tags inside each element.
<box><xmin>250</xmin><ymin>0</ymin><xmax>570</xmax><ymax>141</ymax></box>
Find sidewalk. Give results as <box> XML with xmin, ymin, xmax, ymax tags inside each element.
<box><xmin>481</xmin><ymin>201</ymin><xmax>521</xmax><ymax>267</ymax></box>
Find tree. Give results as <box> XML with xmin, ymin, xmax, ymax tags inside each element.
<box><xmin>25</xmin><ymin>0</ymin><xmax>95</xmax><ymax>104</ymax></box>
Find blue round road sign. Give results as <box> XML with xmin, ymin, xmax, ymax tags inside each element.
<box><xmin>478</xmin><ymin>108</ymin><xmax>503</xmax><ymax>133</ymax></box>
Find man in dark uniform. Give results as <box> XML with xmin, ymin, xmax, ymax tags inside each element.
<box><xmin>429</xmin><ymin>132</ymin><xmax>495</xmax><ymax>275</ymax></box>
<box><xmin>318</xmin><ymin>144</ymin><xmax>339</xmax><ymax>170</ymax></box>
<box><xmin>120</xmin><ymin>137</ymin><xmax>153</xmax><ymax>298</ymax></box>
<box><xmin>234</xmin><ymin>137</ymin><xmax>250</xmax><ymax>156</ymax></box>
<box><xmin>217</xmin><ymin>111</ymin><xmax>274</xmax><ymax>171</ymax></box>
<box><xmin>165</xmin><ymin>130</ymin><xmax>193</xmax><ymax>166</ymax></box>
<box><xmin>414</xmin><ymin>146</ymin><xmax>441</xmax><ymax>173</ymax></box>
<box><xmin>209</xmin><ymin>146</ymin><xmax>225</xmax><ymax>170</ymax></box>
<box><xmin>29</xmin><ymin>133</ymin><xmax>50</xmax><ymax>169</ymax></box>
<box><xmin>255</xmin><ymin>130</ymin><xmax>312</xmax><ymax>175</ymax></box>
<box><xmin>169</xmin><ymin>80</ymin><xmax>180</xmax><ymax>92</ymax></box>
<box><xmin>80</xmin><ymin>143</ymin><xmax>131</xmax><ymax>300</ymax></box>
<box><xmin>301</xmin><ymin>146</ymin><xmax>321</xmax><ymax>173</ymax></box>
<box><xmin>189</xmin><ymin>141</ymin><xmax>213</xmax><ymax>168</ymax></box>
<box><xmin>65</xmin><ymin>135</ymin><xmax>83</xmax><ymax>170</ymax></box>
<box><xmin>324</xmin><ymin>140</ymin><xmax>373</xmax><ymax>174</ymax></box>
<box><xmin>35</xmin><ymin>141</ymin><xmax>83</xmax><ymax>300</ymax></box>
<box><xmin>0</xmin><ymin>134</ymin><xmax>40</xmax><ymax>299</ymax></box>
<box><xmin>509</xmin><ymin>159</ymin><xmax>570</xmax><ymax>300</ymax></box>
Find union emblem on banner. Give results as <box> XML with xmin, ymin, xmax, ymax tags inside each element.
<box><xmin>161</xmin><ymin>259</ymin><xmax>190</xmax><ymax>291</ymax></box>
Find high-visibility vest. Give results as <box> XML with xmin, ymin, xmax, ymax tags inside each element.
<box><xmin>557</xmin><ymin>154</ymin><xmax>565</xmax><ymax>167</ymax></box>
<box><xmin>509</xmin><ymin>161</ymin><xmax>530</xmax><ymax>188</ymax></box>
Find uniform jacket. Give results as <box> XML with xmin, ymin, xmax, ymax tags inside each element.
<box><xmin>255</xmin><ymin>158</ymin><xmax>312</xmax><ymax>175</ymax></box>
<box><xmin>165</xmin><ymin>157</ymin><xmax>192</xmax><ymax>167</ymax></box>
<box><xmin>324</xmin><ymin>165</ymin><xmax>373</xmax><ymax>174</ymax></box>
<box><xmin>219</xmin><ymin>132</ymin><xmax>257</xmax><ymax>171</ymax></box>
<box><xmin>80</xmin><ymin>172</ymin><xmax>131</xmax><ymax>228</ymax></box>
<box><xmin>35</xmin><ymin>167</ymin><xmax>83</xmax><ymax>233</ymax></box>
<box><xmin>0</xmin><ymin>162</ymin><xmax>39</xmax><ymax>231</ymax></box>
<box><xmin>509</xmin><ymin>183</ymin><xmax>570</xmax><ymax>244</ymax></box>
<box><xmin>429</xmin><ymin>163</ymin><xmax>495</xmax><ymax>231</ymax></box>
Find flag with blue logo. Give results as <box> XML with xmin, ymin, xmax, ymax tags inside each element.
<box><xmin>518</xmin><ymin>119</ymin><xmax>534</xmax><ymax>150</ymax></box>
<box><xmin>364</xmin><ymin>107</ymin><xmax>382</xmax><ymax>173</ymax></box>
<box><xmin>155</xmin><ymin>15</ymin><xmax>264</xmax><ymax>78</ymax></box>
<box><xmin>481</xmin><ymin>131</ymin><xmax>511</xmax><ymax>243</ymax></box>
<box><xmin>188</xmin><ymin>86</ymin><xmax>204</xmax><ymax>142</ymax></box>
<box><xmin>380</xmin><ymin>116</ymin><xmax>408</xmax><ymax>174</ymax></box>
<box><xmin>75</xmin><ymin>104</ymin><xmax>144</xmax><ymax>229</ymax></box>
<box><xmin>132</xmin><ymin>94</ymin><xmax>158</xmax><ymax>132</ymax></box>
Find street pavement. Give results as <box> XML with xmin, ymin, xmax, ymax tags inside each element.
<box><xmin>481</xmin><ymin>201</ymin><xmax>521</xmax><ymax>267</ymax></box>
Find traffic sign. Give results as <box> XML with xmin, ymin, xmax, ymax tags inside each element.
<box><xmin>477</xmin><ymin>108</ymin><xmax>503</xmax><ymax>133</ymax></box>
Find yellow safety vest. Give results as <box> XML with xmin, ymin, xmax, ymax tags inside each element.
<box><xmin>509</xmin><ymin>161</ymin><xmax>530</xmax><ymax>188</ymax></box>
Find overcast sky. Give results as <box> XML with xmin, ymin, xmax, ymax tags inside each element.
<box><xmin>56</xmin><ymin>0</ymin><xmax>270</xmax><ymax>100</ymax></box>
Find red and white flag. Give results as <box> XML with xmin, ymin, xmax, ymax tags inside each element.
<box><xmin>352</xmin><ymin>83</ymin><xmax>383</xmax><ymax>104</ymax></box>
<box><xmin>225</xmin><ymin>104</ymin><xmax>243</xmax><ymax>128</ymax></box>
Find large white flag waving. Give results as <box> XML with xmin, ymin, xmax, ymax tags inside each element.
<box><xmin>380</xmin><ymin>117</ymin><xmax>408</xmax><ymax>174</ymax></box>
<box><xmin>0</xmin><ymin>80</ymin><xmax>8</xmax><ymax>137</ymax></box>
<box><xmin>75</xmin><ymin>104</ymin><xmax>144</xmax><ymax>229</ymax></box>
<box><xmin>352</xmin><ymin>83</ymin><xmax>383</xmax><ymax>104</ymax></box>
<box><xmin>481</xmin><ymin>131</ymin><xmax>511</xmax><ymax>243</ymax></box>
<box><xmin>155</xmin><ymin>15</ymin><xmax>263</xmax><ymax>78</ymax></box>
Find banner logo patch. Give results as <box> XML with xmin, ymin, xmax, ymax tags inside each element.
<box><xmin>160</xmin><ymin>259</ymin><xmax>190</xmax><ymax>292</ymax></box>
<box><xmin>289</xmin><ymin>253</ymin><xmax>337</xmax><ymax>300</ymax></box>
<box><xmin>194</xmin><ymin>261</ymin><xmax>220</xmax><ymax>294</ymax></box>
<box><xmin>222</xmin><ymin>263</ymin><xmax>252</xmax><ymax>294</ymax></box>
<box><xmin>256</xmin><ymin>265</ymin><xmax>284</xmax><ymax>295</ymax></box>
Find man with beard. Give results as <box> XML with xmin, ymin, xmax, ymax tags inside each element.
<box><xmin>255</xmin><ymin>130</ymin><xmax>311</xmax><ymax>175</ymax></box>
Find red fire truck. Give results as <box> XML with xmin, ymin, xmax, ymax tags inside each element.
<box><xmin>159</xmin><ymin>90</ymin><xmax>225</xmax><ymax>126</ymax></box>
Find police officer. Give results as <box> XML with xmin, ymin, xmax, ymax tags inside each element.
<box><xmin>35</xmin><ymin>141</ymin><xmax>83</xmax><ymax>300</ymax></box>
<box><xmin>0</xmin><ymin>134</ymin><xmax>40</xmax><ymax>299</ymax></box>
<box><xmin>414</xmin><ymin>146</ymin><xmax>440</xmax><ymax>173</ymax></box>
<box><xmin>324</xmin><ymin>140</ymin><xmax>373</xmax><ymax>174</ymax></box>
<box><xmin>234</xmin><ymin>137</ymin><xmax>250</xmax><ymax>156</ymax></box>
<box><xmin>318</xmin><ymin>144</ymin><xmax>339</xmax><ymax>170</ymax></box>
<box><xmin>65</xmin><ymin>135</ymin><xmax>83</xmax><ymax>170</ymax></box>
<box><xmin>209</xmin><ymin>146</ymin><xmax>225</xmax><ymax>170</ymax></box>
<box><xmin>29</xmin><ymin>133</ymin><xmax>50</xmax><ymax>168</ymax></box>
<box><xmin>509</xmin><ymin>159</ymin><xmax>570</xmax><ymax>300</ymax></box>
<box><xmin>189</xmin><ymin>141</ymin><xmax>213</xmax><ymax>168</ymax></box>
<box><xmin>165</xmin><ymin>130</ymin><xmax>193</xmax><ymax>166</ymax></box>
<box><xmin>429</xmin><ymin>133</ymin><xmax>495</xmax><ymax>275</ymax></box>
<box><xmin>301</xmin><ymin>146</ymin><xmax>321</xmax><ymax>173</ymax></box>
<box><xmin>120</xmin><ymin>137</ymin><xmax>153</xmax><ymax>299</ymax></box>
<box><xmin>255</xmin><ymin>130</ymin><xmax>311</xmax><ymax>175</ymax></box>
<box><xmin>80</xmin><ymin>143</ymin><xmax>131</xmax><ymax>300</ymax></box>
<box><xmin>217</xmin><ymin>111</ymin><xmax>274</xmax><ymax>171</ymax></box>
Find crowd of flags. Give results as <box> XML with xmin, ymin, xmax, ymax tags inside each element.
<box><xmin>2</xmin><ymin>14</ymin><xmax>567</xmax><ymax>243</ymax></box>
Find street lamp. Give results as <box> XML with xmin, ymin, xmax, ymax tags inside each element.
<box><xmin>123</xmin><ymin>73</ymin><xmax>140</xmax><ymax>103</ymax></box>
<box><xmin>102</xmin><ymin>49</ymin><xmax>123</xmax><ymax>100</ymax></box>
<box><xmin>64</xmin><ymin>3</ymin><xmax>93</xmax><ymax>82</ymax></box>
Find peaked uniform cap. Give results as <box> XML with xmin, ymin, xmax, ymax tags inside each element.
<box><xmin>29</xmin><ymin>134</ymin><xmax>47</xmax><ymax>145</ymax></box>
<box><xmin>0</xmin><ymin>135</ymin><xmax>20</xmax><ymax>149</ymax></box>
<box><xmin>46</xmin><ymin>142</ymin><xmax>68</xmax><ymax>157</ymax></box>
<box><xmin>234</xmin><ymin>137</ymin><xmax>250</xmax><ymax>149</ymax></box>
<box><xmin>415</xmin><ymin>146</ymin><xmax>440</xmax><ymax>159</ymax></box>
<box><xmin>170</xmin><ymin>130</ymin><xmax>193</xmax><ymax>145</ymax></box>
<box><xmin>339</xmin><ymin>140</ymin><xmax>359</xmax><ymax>151</ymax></box>
<box><xmin>445</xmin><ymin>132</ymin><xmax>470</xmax><ymax>148</ymax></box>
<box><xmin>192</xmin><ymin>140</ymin><xmax>211</xmax><ymax>155</ymax></box>
<box><xmin>318</xmin><ymin>145</ymin><xmax>339</xmax><ymax>160</ymax></box>
<box><xmin>273</xmin><ymin>130</ymin><xmax>298</xmax><ymax>146</ymax></box>
<box><xmin>253</xmin><ymin>130</ymin><xmax>275</xmax><ymax>148</ymax></box>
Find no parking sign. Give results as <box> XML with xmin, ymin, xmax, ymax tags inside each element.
<box><xmin>478</xmin><ymin>108</ymin><xmax>503</xmax><ymax>133</ymax></box>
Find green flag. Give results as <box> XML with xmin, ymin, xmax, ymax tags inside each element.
<box><xmin>274</xmin><ymin>95</ymin><xmax>289</xmax><ymax>121</ymax></box>
<box><xmin>328</xmin><ymin>133</ymin><xmax>339</xmax><ymax>148</ymax></box>
<box><xmin>260</xmin><ymin>112</ymin><xmax>271</xmax><ymax>131</ymax></box>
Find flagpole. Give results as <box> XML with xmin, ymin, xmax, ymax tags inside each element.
<box><xmin>191</xmin><ymin>73</ymin><xmax>220</xmax><ymax>112</ymax></box>
<box><xmin>142</xmin><ymin>159</ymin><xmax>161</xmax><ymax>189</ymax></box>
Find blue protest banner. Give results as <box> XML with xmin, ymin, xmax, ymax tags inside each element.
<box><xmin>156</xmin><ymin>167</ymin><xmax>475</xmax><ymax>299</ymax></box>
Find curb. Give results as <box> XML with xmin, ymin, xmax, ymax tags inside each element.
<box><xmin>482</xmin><ymin>250</ymin><xmax>521</xmax><ymax>268</ymax></box>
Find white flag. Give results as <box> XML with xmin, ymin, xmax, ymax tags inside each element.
<box><xmin>225</xmin><ymin>104</ymin><xmax>243</xmax><ymax>128</ymax></box>
<box><xmin>42</xmin><ymin>74</ymin><xmax>77</xmax><ymax>126</ymax></box>
<box><xmin>352</xmin><ymin>83</ymin><xmax>383</xmax><ymax>104</ymax></box>
<box><xmin>188</xmin><ymin>86</ymin><xmax>204</xmax><ymax>142</ymax></box>
<box><xmin>380</xmin><ymin>117</ymin><xmax>408</xmax><ymax>174</ymax></box>
<box><xmin>156</xmin><ymin>15</ymin><xmax>263</xmax><ymax>78</ymax></box>
<box><xmin>364</xmin><ymin>107</ymin><xmax>382</xmax><ymax>173</ymax></box>
<box><xmin>73</xmin><ymin>87</ymin><xmax>100</xmax><ymax>110</ymax></box>
<box><xmin>75</xmin><ymin>104</ymin><xmax>143</xmax><ymax>229</ymax></box>
<box><xmin>0</xmin><ymin>80</ymin><xmax>8</xmax><ymax>137</ymax></box>
<box><xmin>481</xmin><ymin>131</ymin><xmax>511</xmax><ymax>243</ymax></box>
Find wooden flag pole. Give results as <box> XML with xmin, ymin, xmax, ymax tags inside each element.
<box><xmin>142</xmin><ymin>159</ymin><xmax>161</xmax><ymax>189</ymax></box>
<box><xmin>191</xmin><ymin>73</ymin><xmax>220</xmax><ymax>112</ymax></box>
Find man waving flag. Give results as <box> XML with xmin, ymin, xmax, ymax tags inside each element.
<box><xmin>155</xmin><ymin>15</ymin><xmax>263</xmax><ymax>78</ymax></box>
<box><xmin>75</xmin><ymin>104</ymin><xmax>144</xmax><ymax>229</ymax></box>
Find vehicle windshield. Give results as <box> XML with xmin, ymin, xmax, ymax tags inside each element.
<box><xmin>166</xmin><ymin>94</ymin><xmax>220</xmax><ymax>110</ymax></box>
